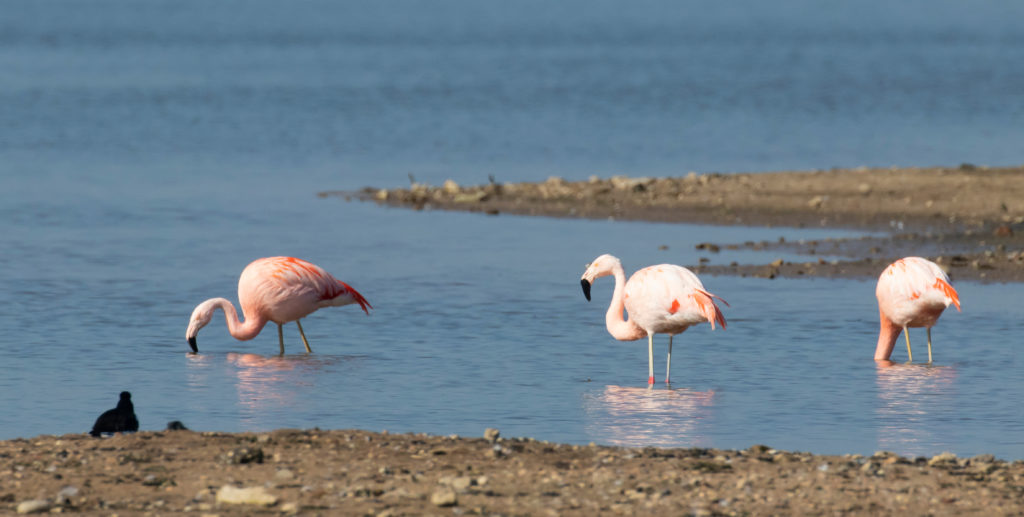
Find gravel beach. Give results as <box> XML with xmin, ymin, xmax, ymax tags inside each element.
<box><xmin>4</xmin><ymin>428</ymin><xmax>1023</xmax><ymax>516</ymax></box>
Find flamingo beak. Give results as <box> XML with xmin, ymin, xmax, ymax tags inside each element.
<box><xmin>187</xmin><ymin>336</ymin><xmax>198</xmax><ymax>353</ymax></box>
<box><xmin>581</xmin><ymin>279</ymin><xmax>591</xmax><ymax>301</ymax></box>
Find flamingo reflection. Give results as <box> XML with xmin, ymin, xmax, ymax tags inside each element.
<box><xmin>875</xmin><ymin>360</ymin><xmax>957</xmax><ymax>457</ymax></box>
<box><xmin>582</xmin><ymin>385</ymin><xmax>715</xmax><ymax>448</ymax></box>
<box><xmin>186</xmin><ymin>352</ymin><xmax>339</xmax><ymax>429</ymax></box>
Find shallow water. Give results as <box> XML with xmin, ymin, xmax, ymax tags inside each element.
<box><xmin>2</xmin><ymin>0</ymin><xmax>1023</xmax><ymax>459</ymax></box>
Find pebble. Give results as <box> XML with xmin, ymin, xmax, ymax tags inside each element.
<box><xmin>275</xmin><ymin>469</ymin><xmax>295</xmax><ymax>480</ymax></box>
<box><xmin>216</xmin><ymin>485</ymin><xmax>279</xmax><ymax>506</ymax></box>
<box><xmin>431</xmin><ymin>487</ymin><xmax>458</xmax><ymax>507</ymax></box>
<box><xmin>484</xmin><ymin>428</ymin><xmax>500</xmax><ymax>443</ymax></box>
<box><xmin>928</xmin><ymin>452</ymin><xmax>958</xmax><ymax>467</ymax></box>
<box><xmin>16</xmin><ymin>500</ymin><xmax>50</xmax><ymax>514</ymax></box>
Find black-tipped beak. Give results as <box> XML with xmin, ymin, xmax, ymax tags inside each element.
<box><xmin>187</xmin><ymin>336</ymin><xmax>198</xmax><ymax>353</ymax></box>
<box><xmin>581</xmin><ymin>279</ymin><xmax>591</xmax><ymax>301</ymax></box>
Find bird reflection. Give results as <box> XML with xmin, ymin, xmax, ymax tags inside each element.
<box><xmin>185</xmin><ymin>352</ymin><xmax>339</xmax><ymax>429</ymax></box>
<box><xmin>582</xmin><ymin>385</ymin><xmax>715</xmax><ymax>448</ymax></box>
<box><xmin>875</xmin><ymin>360</ymin><xmax>957</xmax><ymax>457</ymax></box>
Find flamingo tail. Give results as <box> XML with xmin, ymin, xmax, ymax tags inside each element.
<box><xmin>339</xmin><ymin>281</ymin><xmax>372</xmax><ymax>314</ymax></box>
<box><xmin>933</xmin><ymin>278</ymin><xmax>961</xmax><ymax>311</ymax></box>
<box><xmin>693</xmin><ymin>288</ymin><xmax>727</xmax><ymax>330</ymax></box>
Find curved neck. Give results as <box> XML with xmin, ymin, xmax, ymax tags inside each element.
<box><xmin>874</xmin><ymin>307</ymin><xmax>901</xmax><ymax>361</ymax></box>
<box><xmin>211</xmin><ymin>298</ymin><xmax>267</xmax><ymax>341</ymax></box>
<box><xmin>605</xmin><ymin>264</ymin><xmax>645</xmax><ymax>341</ymax></box>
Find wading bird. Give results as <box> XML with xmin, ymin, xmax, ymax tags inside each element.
<box><xmin>580</xmin><ymin>254</ymin><xmax>727</xmax><ymax>384</ymax></box>
<box><xmin>186</xmin><ymin>257</ymin><xmax>371</xmax><ymax>354</ymax></box>
<box><xmin>90</xmin><ymin>391</ymin><xmax>139</xmax><ymax>437</ymax></box>
<box><xmin>875</xmin><ymin>257</ymin><xmax>960</xmax><ymax>363</ymax></box>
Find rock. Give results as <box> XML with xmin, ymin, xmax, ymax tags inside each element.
<box><xmin>225</xmin><ymin>447</ymin><xmax>264</xmax><ymax>464</ymax></box>
<box><xmin>442</xmin><ymin>179</ymin><xmax>460</xmax><ymax>194</ymax></box>
<box><xmin>770</xmin><ymin>259</ymin><xmax>784</xmax><ymax>267</ymax></box>
<box><xmin>55</xmin><ymin>486</ymin><xmax>79</xmax><ymax>505</ymax></box>
<box><xmin>453</xmin><ymin>191</ymin><xmax>489</xmax><ymax>203</ymax></box>
<box><xmin>808</xmin><ymin>195</ymin><xmax>826</xmax><ymax>209</ymax></box>
<box><xmin>16</xmin><ymin>500</ymin><xmax>50</xmax><ymax>514</ymax></box>
<box><xmin>431</xmin><ymin>487</ymin><xmax>458</xmax><ymax>507</ymax></box>
<box><xmin>484</xmin><ymin>428</ymin><xmax>500</xmax><ymax>443</ymax></box>
<box><xmin>375</xmin><ymin>189</ymin><xmax>389</xmax><ymax>201</ymax></box>
<box><xmin>165</xmin><ymin>420</ymin><xmax>188</xmax><ymax>431</ymax></box>
<box><xmin>994</xmin><ymin>224</ymin><xmax>1013</xmax><ymax>237</ymax></box>
<box><xmin>928</xmin><ymin>452</ymin><xmax>958</xmax><ymax>467</ymax></box>
<box><xmin>858</xmin><ymin>183</ymin><xmax>872</xmax><ymax>195</ymax></box>
<box><xmin>281</xmin><ymin>501</ymin><xmax>300</xmax><ymax>514</ymax></box>
<box><xmin>216</xmin><ymin>485</ymin><xmax>279</xmax><ymax>506</ymax></box>
<box><xmin>275</xmin><ymin>469</ymin><xmax>295</xmax><ymax>480</ymax></box>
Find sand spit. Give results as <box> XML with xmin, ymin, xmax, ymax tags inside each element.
<box><xmin>328</xmin><ymin>165</ymin><xmax>1024</xmax><ymax>282</ymax></box>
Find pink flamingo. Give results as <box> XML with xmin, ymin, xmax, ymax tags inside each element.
<box><xmin>875</xmin><ymin>257</ymin><xmax>960</xmax><ymax>363</ymax></box>
<box><xmin>186</xmin><ymin>257</ymin><xmax>371</xmax><ymax>354</ymax></box>
<box><xmin>580</xmin><ymin>254</ymin><xmax>728</xmax><ymax>384</ymax></box>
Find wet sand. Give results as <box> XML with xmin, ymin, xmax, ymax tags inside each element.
<box><xmin>4</xmin><ymin>428</ymin><xmax>1023</xmax><ymax>516</ymax></box>
<box><xmin>326</xmin><ymin>165</ymin><xmax>1024</xmax><ymax>282</ymax></box>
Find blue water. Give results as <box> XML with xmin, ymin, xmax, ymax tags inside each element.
<box><xmin>2</xmin><ymin>0</ymin><xmax>1023</xmax><ymax>459</ymax></box>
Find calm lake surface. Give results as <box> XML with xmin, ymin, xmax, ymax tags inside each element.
<box><xmin>2</xmin><ymin>0</ymin><xmax>1023</xmax><ymax>459</ymax></box>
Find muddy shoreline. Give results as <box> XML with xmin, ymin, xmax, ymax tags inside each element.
<box><xmin>4</xmin><ymin>428</ymin><xmax>1023</xmax><ymax>515</ymax></box>
<box><xmin>325</xmin><ymin>165</ymin><xmax>1024</xmax><ymax>282</ymax></box>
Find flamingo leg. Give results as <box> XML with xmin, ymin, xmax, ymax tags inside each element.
<box><xmin>647</xmin><ymin>333</ymin><xmax>655</xmax><ymax>385</ymax></box>
<box><xmin>666</xmin><ymin>335</ymin><xmax>673</xmax><ymax>385</ymax></box>
<box><xmin>926</xmin><ymin>327</ymin><xmax>933</xmax><ymax>364</ymax></box>
<box><xmin>278</xmin><ymin>323</ymin><xmax>285</xmax><ymax>356</ymax></box>
<box><xmin>296</xmin><ymin>320</ymin><xmax>312</xmax><ymax>353</ymax></box>
<box><xmin>903</xmin><ymin>326</ymin><xmax>912</xmax><ymax>363</ymax></box>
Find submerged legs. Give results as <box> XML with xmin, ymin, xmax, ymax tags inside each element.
<box><xmin>278</xmin><ymin>324</ymin><xmax>285</xmax><ymax>355</ymax></box>
<box><xmin>296</xmin><ymin>320</ymin><xmax>312</xmax><ymax>353</ymax></box>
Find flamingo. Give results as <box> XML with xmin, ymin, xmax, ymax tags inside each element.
<box><xmin>580</xmin><ymin>254</ymin><xmax>728</xmax><ymax>384</ymax></box>
<box><xmin>875</xmin><ymin>257</ymin><xmax>960</xmax><ymax>363</ymax></box>
<box><xmin>186</xmin><ymin>257</ymin><xmax>371</xmax><ymax>354</ymax></box>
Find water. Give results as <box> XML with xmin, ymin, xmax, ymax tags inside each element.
<box><xmin>2</xmin><ymin>0</ymin><xmax>1023</xmax><ymax>459</ymax></box>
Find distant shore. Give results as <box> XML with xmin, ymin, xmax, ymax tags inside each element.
<box><xmin>325</xmin><ymin>165</ymin><xmax>1024</xmax><ymax>282</ymax></box>
<box><xmin>4</xmin><ymin>428</ymin><xmax>1022</xmax><ymax>515</ymax></box>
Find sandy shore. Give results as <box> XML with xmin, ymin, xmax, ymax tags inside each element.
<box><xmin>4</xmin><ymin>428</ymin><xmax>1023</xmax><ymax>515</ymax></box>
<box><xmin>326</xmin><ymin>165</ymin><xmax>1024</xmax><ymax>282</ymax></box>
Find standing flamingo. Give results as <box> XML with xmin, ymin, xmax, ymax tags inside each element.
<box><xmin>875</xmin><ymin>257</ymin><xmax>960</xmax><ymax>363</ymax></box>
<box><xmin>186</xmin><ymin>257</ymin><xmax>371</xmax><ymax>354</ymax></box>
<box><xmin>580</xmin><ymin>254</ymin><xmax>728</xmax><ymax>384</ymax></box>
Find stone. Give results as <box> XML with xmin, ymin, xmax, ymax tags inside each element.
<box><xmin>375</xmin><ymin>189</ymin><xmax>389</xmax><ymax>201</ymax></box>
<box><xmin>928</xmin><ymin>452</ymin><xmax>958</xmax><ymax>467</ymax></box>
<box><xmin>16</xmin><ymin>500</ymin><xmax>50</xmax><ymax>514</ymax></box>
<box><xmin>216</xmin><ymin>485</ymin><xmax>279</xmax><ymax>506</ymax></box>
<box><xmin>484</xmin><ymin>428</ymin><xmax>500</xmax><ymax>443</ymax></box>
<box><xmin>275</xmin><ymin>469</ymin><xmax>295</xmax><ymax>480</ymax></box>
<box><xmin>55</xmin><ymin>486</ymin><xmax>79</xmax><ymax>505</ymax></box>
<box><xmin>442</xmin><ymin>179</ymin><xmax>460</xmax><ymax>194</ymax></box>
<box><xmin>431</xmin><ymin>487</ymin><xmax>458</xmax><ymax>507</ymax></box>
<box><xmin>808</xmin><ymin>195</ymin><xmax>825</xmax><ymax>209</ymax></box>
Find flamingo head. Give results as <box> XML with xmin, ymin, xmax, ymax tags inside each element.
<box><xmin>186</xmin><ymin>299</ymin><xmax>219</xmax><ymax>353</ymax></box>
<box><xmin>580</xmin><ymin>254</ymin><xmax>621</xmax><ymax>301</ymax></box>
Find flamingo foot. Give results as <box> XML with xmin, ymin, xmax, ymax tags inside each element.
<box><xmin>648</xmin><ymin>376</ymin><xmax>655</xmax><ymax>385</ymax></box>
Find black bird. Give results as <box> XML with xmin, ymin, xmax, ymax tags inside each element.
<box><xmin>89</xmin><ymin>391</ymin><xmax>139</xmax><ymax>437</ymax></box>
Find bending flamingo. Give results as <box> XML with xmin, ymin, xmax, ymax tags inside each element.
<box><xmin>875</xmin><ymin>257</ymin><xmax>960</xmax><ymax>363</ymax></box>
<box><xmin>580</xmin><ymin>254</ymin><xmax>728</xmax><ymax>384</ymax></box>
<box><xmin>186</xmin><ymin>257</ymin><xmax>371</xmax><ymax>354</ymax></box>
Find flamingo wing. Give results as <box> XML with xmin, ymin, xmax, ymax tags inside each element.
<box><xmin>878</xmin><ymin>257</ymin><xmax>960</xmax><ymax>311</ymax></box>
<box><xmin>240</xmin><ymin>257</ymin><xmax>371</xmax><ymax>323</ymax></box>
<box><xmin>625</xmin><ymin>265</ymin><xmax>727</xmax><ymax>332</ymax></box>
